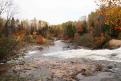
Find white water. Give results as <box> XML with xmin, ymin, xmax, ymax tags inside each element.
<box><xmin>26</xmin><ymin>40</ymin><xmax>121</xmax><ymax>62</ymax></box>
<box><xmin>44</xmin><ymin>47</ymin><xmax>121</xmax><ymax>62</ymax></box>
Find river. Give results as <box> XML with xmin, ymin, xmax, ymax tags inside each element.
<box><xmin>24</xmin><ymin>40</ymin><xmax>121</xmax><ymax>62</ymax></box>
<box><xmin>0</xmin><ymin>40</ymin><xmax>121</xmax><ymax>81</ymax></box>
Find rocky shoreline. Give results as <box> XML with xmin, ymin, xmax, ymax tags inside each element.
<box><xmin>0</xmin><ymin>57</ymin><xmax>121</xmax><ymax>81</ymax></box>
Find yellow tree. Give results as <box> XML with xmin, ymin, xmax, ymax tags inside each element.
<box><xmin>95</xmin><ymin>0</ymin><xmax>121</xmax><ymax>38</ymax></box>
<box><xmin>95</xmin><ymin>0</ymin><xmax>121</xmax><ymax>26</ymax></box>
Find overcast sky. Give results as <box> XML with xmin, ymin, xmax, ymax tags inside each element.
<box><xmin>14</xmin><ymin>0</ymin><xmax>97</xmax><ymax>24</ymax></box>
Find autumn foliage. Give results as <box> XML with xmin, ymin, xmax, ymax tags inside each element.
<box><xmin>36</xmin><ymin>35</ymin><xmax>44</xmax><ymax>44</ymax></box>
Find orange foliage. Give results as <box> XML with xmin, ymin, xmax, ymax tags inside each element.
<box><xmin>112</xmin><ymin>26</ymin><xmax>121</xmax><ymax>30</ymax></box>
<box><xmin>36</xmin><ymin>35</ymin><xmax>44</xmax><ymax>44</ymax></box>
<box><xmin>12</xmin><ymin>30</ymin><xmax>26</xmax><ymax>42</ymax></box>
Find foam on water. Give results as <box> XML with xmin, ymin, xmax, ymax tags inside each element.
<box><xmin>44</xmin><ymin>47</ymin><xmax>121</xmax><ymax>62</ymax></box>
<box><xmin>25</xmin><ymin>40</ymin><xmax>121</xmax><ymax>62</ymax></box>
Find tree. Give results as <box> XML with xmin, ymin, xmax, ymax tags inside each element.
<box><xmin>0</xmin><ymin>0</ymin><xmax>13</xmax><ymax>16</ymax></box>
<box><xmin>95</xmin><ymin>0</ymin><xmax>121</xmax><ymax>7</ymax></box>
<box><xmin>95</xmin><ymin>0</ymin><xmax>121</xmax><ymax>27</ymax></box>
<box><xmin>0</xmin><ymin>0</ymin><xmax>17</xmax><ymax>37</ymax></box>
<box><xmin>95</xmin><ymin>0</ymin><xmax>121</xmax><ymax>38</ymax></box>
<box><xmin>63</xmin><ymin>21</ymin><xmax>76</xmax><ymax>39</ymax></box>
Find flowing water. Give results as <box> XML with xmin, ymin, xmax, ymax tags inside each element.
<box><xmin>24</xmin><ymin>40</ymin><xmax>121</xmax><ymax>62</ymax></box>
<box><xmin>23</xmin><ymin>40</ymin><xmax>71</xmax><ymax>61</ymax></box>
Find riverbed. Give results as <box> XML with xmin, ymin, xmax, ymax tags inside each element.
<box><xmin>0</xmin><ymin>40</ymin><xmax>121</xmax><ymax>81</ymax></box>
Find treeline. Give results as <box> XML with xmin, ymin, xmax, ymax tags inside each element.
<box><xmin>56</xmin><ymin>0</ymin><xmax>121</xmax><ymax>48</ymax></box>
<box><xmin>0</xmin><ymin>17</ymin><xmax>51</xmax><ymax>62</ymax></box>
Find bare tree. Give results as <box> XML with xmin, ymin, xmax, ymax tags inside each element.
<box><xmin>95</xmin><ymin>0</ymin><xmax>121</xmax><ymax>7</ymax></box>
<box><xmin>4</xmin><ymin>6</ymin><xmax>17</xmax><ymax>36</ymax></box>
<box><xmin>0</xmin><ymin>0</ymin><xmax>13</xmax><ymax>16</ymax></box>
<box><xmin>0</xmin><ymin>0</ymin><xmax>18</xmax><ymax>36</ymax></box>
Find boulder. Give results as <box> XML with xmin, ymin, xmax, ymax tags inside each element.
<box><xmin>108</xmin><ymin>39</ymin><xmax>121</xmax><ymax>49</ymax></box>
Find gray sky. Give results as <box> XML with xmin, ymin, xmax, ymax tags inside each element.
<box><xmin>15</xmin><ymin>0</ymin><xmax>97</xmax><ymax>24</ymax></box>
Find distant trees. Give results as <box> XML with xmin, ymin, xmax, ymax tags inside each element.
<box><xmin>48</xmin><ymin>25</ymin><xmax>63</xmax><ymax>38</ymax></box>
<box><xmin>63</xmin><ymin>21</ymin><xmax>76</xmax><ymax>39</ymax></box>
<box><xmin>62</xmin><ymin>20</ymin><xmax>88</xmax><ymax>41</ymax></box>
<box><xmin>37</xmin><ymin>20</ymin><xmax>49</xmax><ymax>37</ymax></box>
<box><xmin>30</xmin><ymin>18</ymin><xmax>37</xmax><ymax>34</ymax></box>
<box><xmin>76</xmin><ymin>20</ymin><xmax>87</xmax><ymax>35</ymax></box>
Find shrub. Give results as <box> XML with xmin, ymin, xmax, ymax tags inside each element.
<box><xmin>74</xmin><ymin>33</ymin><xmax>96</xmax><ymax>48</ymax></box>
<box><xmin>0</xmin><ymin>37</ymin><xmax>18</xmax><ymax>62</ymax></box>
